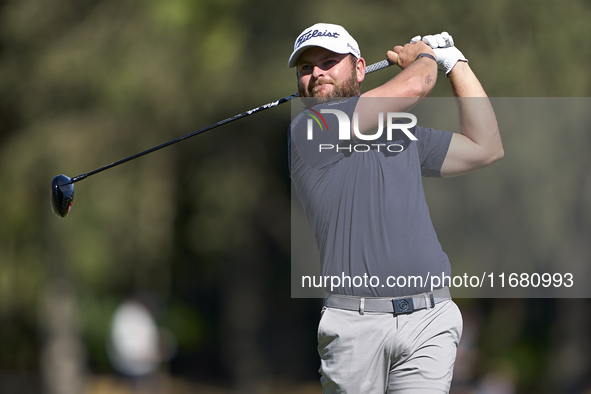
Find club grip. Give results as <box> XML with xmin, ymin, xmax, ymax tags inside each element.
<box><xmin>365</xmin><ymin>59</ymin><xmax>392</xmax><ymax>75</ymax></box>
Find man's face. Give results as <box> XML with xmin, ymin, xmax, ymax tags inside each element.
<box><xmin>296</xmin><ymin>47</ymin><xmax>363</xmax><ymax>100</ymax></box>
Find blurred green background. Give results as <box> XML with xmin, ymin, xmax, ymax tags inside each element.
<box><xmin>1</xmin><ymin>0</ymin><xmax>590</xmax><ymax>393</ymax></box>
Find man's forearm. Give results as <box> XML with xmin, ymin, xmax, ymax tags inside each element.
<box><xmin>448</xmin><ymin>61</ymin><xmax>486</xmax><ymax>97</ymax></box>
<box><xmin>354</xmin><ymin>44</ymin><xmax>437</xmax><ymax>136</ymax></box>
<box><xmin>364</xmin><ymin>57</ymin><xmax>437</xmax><ymax>98</ymax></box>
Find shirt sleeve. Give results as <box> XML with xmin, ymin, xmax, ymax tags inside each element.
<box><xmin>414</xmin><ymin>127</ymin><xmax>453</xmax><ymax>178</ymax></box>
<box><xmin>289</xmin><ymin>97</ymin><xmax>360</xmax><ymax>173</ymax></box>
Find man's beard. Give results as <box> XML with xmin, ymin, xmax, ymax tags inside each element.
<box><xmin>298</xmin><ymin>67</ymin><xmax>360</xmax><ymax>104</ymax></box>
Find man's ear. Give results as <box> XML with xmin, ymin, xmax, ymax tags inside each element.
<box><xmin>356</xmin><ymin>56</ymin><xmax>366</xmax><ymax>83</ymax></box>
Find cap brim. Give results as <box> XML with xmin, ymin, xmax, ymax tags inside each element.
<box><xmin>288</xmin><ymin>45</ymin><xmax>313</xmax><ymax>68</ymax></box>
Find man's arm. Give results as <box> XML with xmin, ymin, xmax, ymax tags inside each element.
<box><xmin>353</xmin><ymin>41</ymin><xmax>438</xmax><ymax>136</ymax></box>
<box><xmin>363</xmin><ymin>40</ymin><xmax>438</xmax><ymax>99</ymax></box>
<box><xmin>440</xmin><ymin>62</ymin><xmax>504</xmax><ymax>177</ymax></box>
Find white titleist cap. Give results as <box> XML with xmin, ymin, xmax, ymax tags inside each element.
<box><xmin>288</xmin><ymin>23</ymin><xmax>361</xmax><ymax>68</ymax></box>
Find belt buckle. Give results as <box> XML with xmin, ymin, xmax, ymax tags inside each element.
<box><xmin>393</xmin><ymin>297</ymin><xmax>414</xmax><ymax>314</ymax></box>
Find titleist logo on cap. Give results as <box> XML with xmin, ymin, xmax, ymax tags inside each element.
<box><xmin>288</xmin><ymin>23</ymin><xmax>360</xmax><ymax>68</ymax></box>
<box><xmin>296</xmin><ymin>29</ymin><xmax>341</xmax><ymax>48</ymax></box>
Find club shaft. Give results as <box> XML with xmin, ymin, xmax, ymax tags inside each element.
<box><xmin>68</xmin><ymin>59</ymin><xmax>392</xmax><ymax>184</ymax></box>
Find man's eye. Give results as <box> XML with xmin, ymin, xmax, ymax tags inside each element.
<box><xmin>301</xmin><ymin>65</ymin><xmax>312</xmax><ymax>71</ymax></box>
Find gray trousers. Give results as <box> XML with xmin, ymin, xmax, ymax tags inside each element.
<box><xmin>317</xmin><ymin>299</ymin><xmax>463</xmax><ymax>393</ymax></box>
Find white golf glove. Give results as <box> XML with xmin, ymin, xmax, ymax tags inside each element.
<box><xmin>411</xmin><ymin>32</ymin><xmax>467</xmax><ymax>74</ymax></box>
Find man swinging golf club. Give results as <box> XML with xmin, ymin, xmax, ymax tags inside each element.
<box><xmin>288</xmin><ymin>23</ymin><xmax>503</xmax><ymax>393</ymax></box>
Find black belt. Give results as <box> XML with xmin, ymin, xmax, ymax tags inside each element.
<box><xmin>324</xmin><ymin>287</ymin><xmax>451</xmax><ymax>315</ymax></box>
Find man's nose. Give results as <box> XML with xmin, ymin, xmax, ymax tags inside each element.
<box><xmin>312</xmin><ymin>65</ymin><xmax>324</xmax><ymax>79</ymax></box>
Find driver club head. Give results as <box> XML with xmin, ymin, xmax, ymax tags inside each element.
<box><xmin>51</xmin><ymin>174</ymin><xmax>74</xmax><ymax>217</ymax></box>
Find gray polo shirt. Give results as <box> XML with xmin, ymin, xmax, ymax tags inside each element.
<box><xmin>289</xmin><ymin>97</ymin><xmax>453</xmax><ymax>297</ymax></box>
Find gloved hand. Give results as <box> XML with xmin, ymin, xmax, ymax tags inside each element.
<box><xmin>411</xmin><ymin>32</ymin><xmax>467</xmax><ymax>74</ymax></box>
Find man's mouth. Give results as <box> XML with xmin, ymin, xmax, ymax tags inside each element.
<box><xmin>310</xmin><ymin>81</ymin><xmax>334</xmax><ymax>96</ymax></box>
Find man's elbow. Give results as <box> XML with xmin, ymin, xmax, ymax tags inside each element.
<box><xmin>494</xmin><ymin>146</ymin><xmax>505</xmax><ymax>162</ymax></box>
<box><xmin>404</xmin><ymin>75</ymin><xmax>433</xmax><ymax>98</ymax></box>
<box><xmin>483</xmin><ymin>145</ymin><xmax>504</xmax><ymax>166</ymax></box>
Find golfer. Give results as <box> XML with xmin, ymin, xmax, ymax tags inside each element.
<box><xmin>288</xmin><ymin>23</ymin><xmax>503</xmax><ymax>393</ymax></box>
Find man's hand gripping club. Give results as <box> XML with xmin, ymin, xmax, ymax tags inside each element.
<box><xmin>411</xmin><ymin>32</ymin><xmax>468</xmax><ymax>74</ymax></box>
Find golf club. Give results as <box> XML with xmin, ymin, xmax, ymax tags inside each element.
<box><xmin>50</xmin><ymin>59</ymin><xmax>393</xmax><ymax>217</ymax></box>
